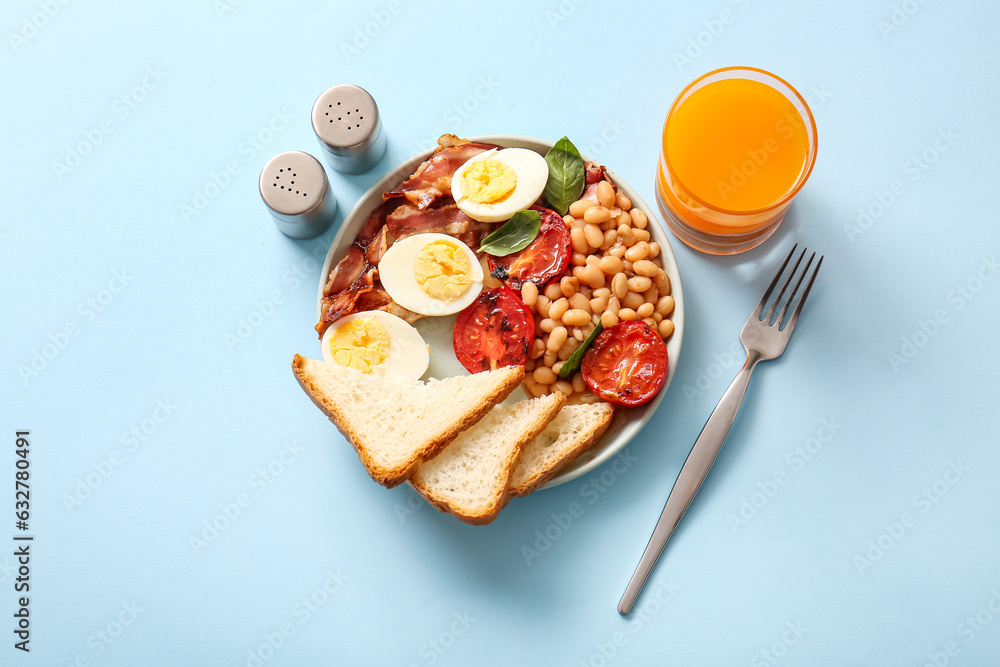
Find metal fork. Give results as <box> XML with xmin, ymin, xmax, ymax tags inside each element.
<box><xmin>618</xmin><ymin>244</ymin><xmax>823</xmax><ymax>615</ymax></box>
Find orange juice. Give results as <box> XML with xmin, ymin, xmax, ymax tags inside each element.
<box><xmin>657</xmin><ymin>67</ymin><xmax>817</xmax><ymax>254</ymax></box>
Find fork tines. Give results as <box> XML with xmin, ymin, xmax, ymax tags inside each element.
<box><xmin>756</xmin><ymin>244</ymin><xmax>824</xmax><ymax>332</ymax></box>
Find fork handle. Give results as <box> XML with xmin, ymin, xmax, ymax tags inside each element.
<box><xmin>618</xmin><ymin>350</ymin><xmax>761</xmax><ymax>614</ymax></box>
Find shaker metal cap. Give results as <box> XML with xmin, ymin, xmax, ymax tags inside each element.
<box><xmin>259</xmin><ymin>150</ymin><xmax>336</xmax><ymax>239</ymax></box>
<box><xmin>311</xmin><ymin>84</ymin><xmax>387</xmax><ymax>174</ymax></box>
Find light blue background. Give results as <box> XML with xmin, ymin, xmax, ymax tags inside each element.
<box><xmin>2</xmin><ymin>0</ymin><xmax>999</xmax><ymax>665</ymax></box>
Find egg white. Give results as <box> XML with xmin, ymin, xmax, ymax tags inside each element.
<box><xmin>451</xmin><ymin>148</ymin><xmax>549</xmax><ymax>223</ymax></box>
<box><xmin>377</xmin><ymin>233</ymin><xmax>484</xmax><ymax>317</ymax></box>
<box><xmin>320</xmin><ymin>310</ymin><xmax>430</xmax><ymax>382</ymax></box>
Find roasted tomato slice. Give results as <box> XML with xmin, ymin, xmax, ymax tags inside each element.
<box><xmin>581</xmin><ymin>321</ymin><xmax>669</xmax><ymax>406</ymax></box>
<box><xmin>487</xmin><ymin>206</ymin><xmax>571</xmax><ymax>290</ymax></box>
<box><xmin>453</xmin><ymin>286</ymin><xmax>535</xmax><ymax>373</ymax></box>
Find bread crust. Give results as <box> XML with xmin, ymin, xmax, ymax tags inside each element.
<box><xmin>507</xmin><ymin>403</ymin><xmax>616</xmax><ymax>499</ymax></box>
<box><xmin>411</xmin><ymin>393</ymin><xmax>566</xmax><ymax>525</ymax></box>
<box><xmin>291</xmin><ymin>355</ymin><xmax>523</xmax><ymax>488</ymax></box>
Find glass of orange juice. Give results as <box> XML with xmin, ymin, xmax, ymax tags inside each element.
<box><xmin>656</xmin><ymin>66</ymin><xmax>817</xmax><ymax>255</ymax></box>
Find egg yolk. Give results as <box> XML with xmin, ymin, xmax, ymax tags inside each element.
<box><xmin>455</xmin><ymin>158</ymin><xmax>516</xmax><ymax>204</ymax></box>
<box><xmin>414</xmin><ymin>241</ymin><xmax>474</xmax><ymax>301</ymax></box>
<box><xmin>329</xmin><ymin>318</ymin><xmax>390</xmax><ymax>373</ymax></box>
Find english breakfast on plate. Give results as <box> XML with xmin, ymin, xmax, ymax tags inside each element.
<box><xmin>292</xmin><ymin>134</ymin><xmax>683</xmax><ymax>524</ymax></box>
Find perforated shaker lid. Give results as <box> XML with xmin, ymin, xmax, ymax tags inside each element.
<box><xmin>311</xmin><ymin>84</ymin><xmax>381</xmax><ymax>158</ymax></box>
<box><xmin>258</xmin><ymin>151</ymin><xmax>329</xmax><ymax>224</ymax></box>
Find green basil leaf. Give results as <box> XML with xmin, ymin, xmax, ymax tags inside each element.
<box><xmin>478</xmin><ymin>210</ymin><xmax>542</xmax><ymax>257</ymax></box>
<box><xmin>558</xmin><ymin>322</ymin><xmax>604</xmax><ymax>380</ymax></box>
<box><xmin>543</xmin><ymin>137</ymin><xmax>586</xmax><ymax>216</ymax></box>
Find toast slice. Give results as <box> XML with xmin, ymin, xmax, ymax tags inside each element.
<box><xmin>411</xmin><ymin>392</ymin><xmax>566</xmax><ymax>525</ymax></box>
<box><xmin>507</xmin><ymin>401</ymin><xmax>616</xmax><ymax>497</ymax></box>
<box><xmin>291</xmin><ymin>354</ymin><xmax>523</xmax><ymax>488</ymax></box>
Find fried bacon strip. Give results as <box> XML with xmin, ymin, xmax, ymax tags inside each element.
<box><xmin>382</xmin><ymin>134</ymin><xmax>497</xmax><ymax>209</ymax></box>
<box><xmin>579</xmin><ymin>162</ymin><xmax>614</xmax><ymax>204</ymax></box>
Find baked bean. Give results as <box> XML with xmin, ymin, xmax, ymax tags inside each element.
<box><xmin>633</xmin><ymin>229</ymin><xmax>650</xmax><ymax>243</ymax></box>
<box><xmin>549</xmin><ymin>297</ymin><xmax>569</xmax><ymax>320</ymax></box>
<box><xmin>631</xmin><ymin>209</ymin><xmax>648</xmax><ymax>229</ymax></box>
<box><xmin>590</xmin><ymin>294</ymin><xmax>609</xmax><ymax>313</ymax></box>
<box><xmin>642</xmin><ymin>317</ymin><xmax>657</xmax><ymax>328</ymax></box>
<box><xmin>628</xmin><ymin>275</ymin><xmax>653</xmax><ymax>293</ymax></box>
<box><xmin>653</xmin><ymin>312</ymin><xmax>663</xmax><ymax>323</ymax></box>
<box><xmin>563</xmin><ymin>214</ymin><xmax>574</xmax><ymax>226</ymax></box>
<box><xmin>569</xmin><ymin>293</ymin><xmax>590</xmax><ymax>311</ymax></box>
<box><xmin>593</xmin><ymin>287</ymin><xmax>610</xmax><ymax>299</ymax></box>
<box><xmin>539</xmin><ymin>318</ymin><xmax>558</xmax><ymax>333</ymax></box>
<box><xmin>602</xmin><ymin>229</ymin><xmax>618</xmax><ymax>249</ymax></box>
<box><xmin>601</xmin><ymin>311</ymin><xmax>619</xmax><ymax>329</ymax></box>
<box><xmin>569</xmin><ymin>199</ymin><xmax>592</xmax><ymax>218</ymax></box>
<box><xmin>525</xmin><ymin>378</ymin><xmax>547</xmax><ymax>397</ymax></box>
<box><xmin>654</xmin><ymin>269</ymin><xmax>670</xmax><ymax>293</ymax></box>
<box><xmin>543</xmin><ymin>349</ymin><xmax>557</xmax><ymax>366</ymax></box>
<box><xmin>530</xmin><ymin>339</ymin><xmax>545</xmax><ymax>359</ymax></box>
<box><xmin>656</xmin><ymin>295</ymin><xmax>675</xmax><ymax>317</ymax></box>
<box><xmin>658</xmin><ymin>319</ymin><xmax>674</xmax><ymax>339</ymax></box>
<box><xmin>648</xmin><ymin>242</ymin><xmax>661</xmax><ymax>259</ymax></box>
<box><xmin>637</xmin><ymin>302</ymin><xmax>655</xmax><ymax>318</ymax></box>
<box><xmin>572</xmin><ymin>372</ymin><xmax>586</xmax><ymax>393</ymax></box>
<box><xmin>591</xmin><ymin>313</ymin><xmax>601</xmax><ymax>326</ymax></box>
<box><xmin>521</xmin><ymin>281</ymin><xmax>538</xmax><ymax>306</ymax></box>
<box><xmin>612</xmin><ymin>273</ymin><xmax>628</xmax><ymax>300</ymax></box>
<box><xmin>619</xmin><ymin>308</ymin><xmax>637</xmax><ymax>321</ymax></box>
<box><xmin>609</xmin><ymin>207</ymin><xmax>622</xmax><ymax>219</ymax></box>
<box><xmin>598</xmin><ymin>255</ymin><xmax>623</xmax><ymax>275</ymax></box>
<box><xmin>618</xmin><ymin>210</ymin><xmax>632</xmax><ymax>227</ymax></box>
<box><xmin>563</xmin><ymin>309</ymin><xmax>591</xmax><ymax>327</ymax></box>
<box><xmin>615</xmin><ymin>192</ymin><xmax>632</xmax><ymax>211</ymax></box>
<box><xmin>533</xmin><ymin>367</ymin><xmax>557</xmax><ymax>384</ymax></box>
<box><xmin>570</xmin><ymin>227</ymin><xmax>589</xmax><ymax>254</ymax></box>
<box><xmin>553</xmin><ymin>380</ymin><xmax>574</xmax><ymax>396</ymax></box>
<box><xmin>625</xmin><ymin>242</ymin><xmax>650</xmax><ymax>262</ymax></box>
<box><xmin>560</xmin><ymin>276</ymin><xmax>579</xmax><ymax>298</ymax></box>
<box><xmin>571</xmin><ymin>252</ymin><xmax>587</xmax><ymax>267</ymax></box>
<box><xmin>570</xmin><ymin>327</ymin><xmax>583</xmax><ymax>342</ymax></box>
<box><xmin>609</xmin><ymin>245</ymin><xmax>626</xmax><ymax>258</ymax></box>
<box><xmin>579</xmin><ymin>285</ymin><xmax>593</xmax><ymax>299</ymax></box>
<box><xmin>623</xmin><ymin>291</ymin><xmax>644</xmax><ymax>310</ymax></box>
<box><xmin>551</xmin><ymin>361</ymin><xmax>564</xmax><ymax>375</ymax></box>
<box><xmin>584</xmin><ymin>224</ymin><xmax>604</xmax><ymax>248</ymax></box>
<box><xmin>606</xmin><ymin>296</ymin><xmax>621</xmax><ymax>317</ymax></box>
<box><xmin>584</xmin><ymin>206</ymin><xmax>611</xmax><ymax>225</ymax></box>
<box><xmin>544</xmin><ymin>283</ymin><xmax>562</xmax><ymax>300</ymax></box>
<box><xmin>617</xmin><ymin>224</ymin><xmax>635</xmax><ymax>246</ymax></box>
<box><xmin>643</xmin><ymin>286</ymin><xmax>659</xmax><ymax>304</ymax></box>
<box><xmin>573</xmin><ymin>264</ymin><xmax>605</xmax><ymax>289</ymax></box>
<box><xmin>536</xmin><ymin>296</ymin><xmax>550</xmax><ymax>318</ymax></box>
<box><xmin>547</xmin><ymin>326</ymin><xmax>568</xmax><ymax>351</ymax></box>
<box><xmin>633</xmin><ymin>259</ymin><xmax>658</xmax><ymax>277</ymax></box>
<box><xmin>597</xmin><ymin>181</ymin><xmax>616</xmax><ymax>208</ymax></box>
<box><xmin>621</xmin><ymin>259</ymin><xmax>633</xmax><ymax>274</ymax></box>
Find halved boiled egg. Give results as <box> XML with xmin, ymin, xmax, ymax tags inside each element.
<box><xmin>320</xmin><ymin>310</ymin><xmax>430</xmax><ymax>382</ymax></box>
<box><xmin>451</xmin><ymin>148</ymin><xmax>549</xmax><ymax>222</ymax></box>
<box><xmin>378</xmin><ymin>233</ymin><xmax>484</xmax><ymax>316</ymax></box>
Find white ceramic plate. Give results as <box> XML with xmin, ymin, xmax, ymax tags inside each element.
<box><xmin>316</xmin><ymin>135</ymin><xmax>684</xmax><ymax>489</ymax></box>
